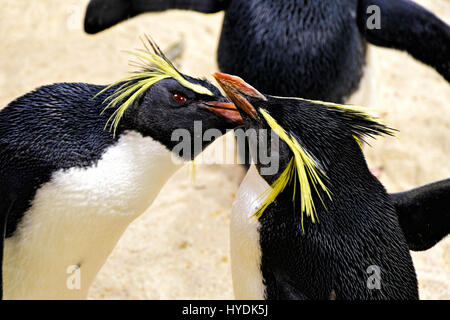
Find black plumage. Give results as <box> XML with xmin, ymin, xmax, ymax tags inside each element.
<box><xmin>391</xmin><ymin>178</ymin><xmax>450</xmax><ymax>251</ymax></box>
<box><xmin>218</xmin><ymin>0</ymin><xmax>365</xmax><ymax>102</ymax></box>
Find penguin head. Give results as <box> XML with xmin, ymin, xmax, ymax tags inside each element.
<box><xmin>214</xmin><ymin>72</ymin><xmax>393</xmax><ymax>225</ymax></box>
<box><xmin>99</xmin><ymin>39</ymin><xmax>242</xmax><ymax>160</ymax></box>
<box><xmin>116</xmin><ymin>75</ymin><xmax>241</xmax><ymax>160</ymax></box>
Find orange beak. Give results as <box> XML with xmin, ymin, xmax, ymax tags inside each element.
<box><xmin>204</xmin><ymin>101</ymin><xmax>243</xmax><ymax>124</ymax></box>
<box><xmin>213</xmin><ymin>72</ymin><xmax>266</xmax><ymax>120</ymax></box>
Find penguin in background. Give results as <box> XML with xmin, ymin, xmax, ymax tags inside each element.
<box><xmin>0</xmin><ymin>39</ymin><xmax>241</xmax><ymax>300</ymax></box>
<box><xmin>84</xmin><ymin>0</ymin><xmax>450</xmax><ymax>98</ymax></box>
<box><xmin>213</xmin><ymin>72</ymin><xmax>440</xmax><ymax>299</ymax></box>
<box><xmin>82</xmin><ymin>0</ymin><xmax>450</xmax><ymax>250</ymax></box>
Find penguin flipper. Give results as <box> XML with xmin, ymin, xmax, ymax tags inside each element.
<box><xmin>84</xmin><ymin>0</ymin><xmax>230</xmax><ymax>34</ymax></box>
<box><xmin>391</xmin><ymin>178</ymin><xmax>450</xmax><ymax>251</ymax></box>
<box><xmin>357</xmin><ymin>0</ymin><xmax>450</xmax><ymax>81</ymax></box>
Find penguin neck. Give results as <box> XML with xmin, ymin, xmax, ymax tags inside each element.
<box><xmin>3</xmin><ymin>131</ymin><xmax>183</xmax><ymax>299</ymax></box>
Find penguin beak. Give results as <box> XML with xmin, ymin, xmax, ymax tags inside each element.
<box><xmin>204</xmin><ymin>101</ymin><xmax>243</xmax><ymax>124</ymax></box>
<box><xmin>213</xmin><ymin>72</ymin><xmax>266</xmax><ymax>120</ymax></box>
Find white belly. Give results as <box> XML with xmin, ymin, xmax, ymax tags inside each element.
<box><xmin>3</xmin><ymin>131</ymin><xmax>182</xmax><ymax>299</ymax></box>
<box><xmin>230</xmin><ymin>166</ymin><xmax>270</xmax><ymax>300</ymax></box>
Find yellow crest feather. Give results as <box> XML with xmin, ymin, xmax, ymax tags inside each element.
<box><xmin>252</xmin><ymin>99</ymin><xmax>393</xmax><ymax>231</ymax></box>
<box><xmin>293</xmin><ymin>98</ymin><xmax>395</xmax><ymax>138</ymax></box>
<box><xmin>269</xmin><ymin>96</ymin><xmax>395</xmax><ymax>139</ymax></box>
<box><xmin>96</xmin><ymin>37</ymin><xmax>213</xmax><ymax>136</ymax></box>
<box><xmin>254</xmin><ymin>109</ymin><xmax>332</xmax><ymax>231</ymax></box>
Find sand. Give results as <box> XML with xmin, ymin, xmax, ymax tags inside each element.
<box><xmin>0</xmin><ymin>0</ymin><xmax>448</xmax><ymax>300</ymax></box>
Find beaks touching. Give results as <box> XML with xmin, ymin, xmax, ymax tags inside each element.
<box><xmin>204</xmin><ymin>101</ymin><xmax>243</xmax><ymax>124</ymax></box>
<box><xmin>204</xmin><ymin>72</ymin><xmax>266</xmax><ymax>124</ymax></box>
<box><xmin>213</xmin><ymin>72</ymin><xmax>266</xmax><ymax>120</ymax></box>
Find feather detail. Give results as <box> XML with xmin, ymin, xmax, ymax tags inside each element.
<box><xmin>268</xmin><ymin>95</ymin><xmax>395</xmax><ymax>142</ymax></box>
<box><xmin>254</xmin><ymin>109</ymin><xmax>332</xmax><ymax>231</ymax></box>
<box><xmin>252</xmin><ymin>99</ymin><xmax>394</xmax><ymax>231</ymax></box>
<box><xmin>96</xmin><ymin>36</ymin><xmax>213</xmax><ymax>136</ymax></box>
<box><xmin>294</xmin><ymin>98</ymin><xmax>396</xmax><ymax>142</ymax></box>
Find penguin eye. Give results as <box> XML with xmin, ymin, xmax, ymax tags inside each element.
<box><xmin>173</xmin><ymin>93</ymin><xmax>187</xmax><ymax>104</ymax></box>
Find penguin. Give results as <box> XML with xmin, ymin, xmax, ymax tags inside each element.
<box><xmin>213</xmin><ymin>72</ymin><xmax>420</xmax><ymax>299</ymax></box>
<box><xmin>82</xmin><ymin>0</ymin><xmax>450</xmax><ymax>248</ymax></box>
<box><xmin>0</xmin><ymin>39</ymin><xmax>241</xmax><ymax>300</ymax></box>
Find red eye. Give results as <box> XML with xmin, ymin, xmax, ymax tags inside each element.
<box><xmin>173</xmin><ymin>93</ymin><xmax>187</xmax><ymax>104</ymax></box>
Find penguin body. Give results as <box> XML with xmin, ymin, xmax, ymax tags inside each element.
<box><xmin>1</xmin><ymin>87</ymin><xmax>179</xmax><ymax>298</ymax></box>
<box><xmin>218</xmin><ymin>0</ymin><xmax>365</xmax><ymax>102</ymax></box>
<box><xmin>257</xmin><ymin>171</ymin><xmax>417</xmax><ymax>300</ymax></box>
<box><xmin>84</xmin><ymin>0</ymin><xmax>450</xmax><ymax>100</ymax></box>
<box><xmin>0</xmin><ymin>44</ymin><xmax>241</xmax><ymax>299</ymax></box>
<box><xmin>215</xmin><ymin>72</ymin><xmax>418</xmax><ymax>300</ymax></box>
<box><xmin>231</xmin><ymin>136</ymin><xmax>419</xmax><ymax>300</ymax></box>
<box><xmin>3</xmin><ymin>131</ymin><xmax>177</xmax><ymax>299</ymax></box>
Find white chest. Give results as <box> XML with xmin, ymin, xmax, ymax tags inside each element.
<box><xmin>230</xmin><ymin>166</ymin><xmax>269</xmax><ymax>300</ymax></box>
<box><xmin>3</xmin><ymin>131</ymin><xmax>182</xmax><ymax>299</ymax></box>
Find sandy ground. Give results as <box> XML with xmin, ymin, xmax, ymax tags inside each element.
<box><xmin>1</xmin><ymin>0</ymin><xmax>449</xmax><ymax>299</ymax></box>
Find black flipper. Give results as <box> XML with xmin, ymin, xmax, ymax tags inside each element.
<box><xmin>358</xmin><ymin>0</ymin><xmax>450</xmax><ymax>81</ymax></box>
<box><xmin>391</xmin><ymin>178</ymin><xmax>450</xmax><ymax>251</ymax></box>
<box><xmin>84</xmin><ymin>0</ymin><xmax>230</xmax><ymax>34</ymax></box>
